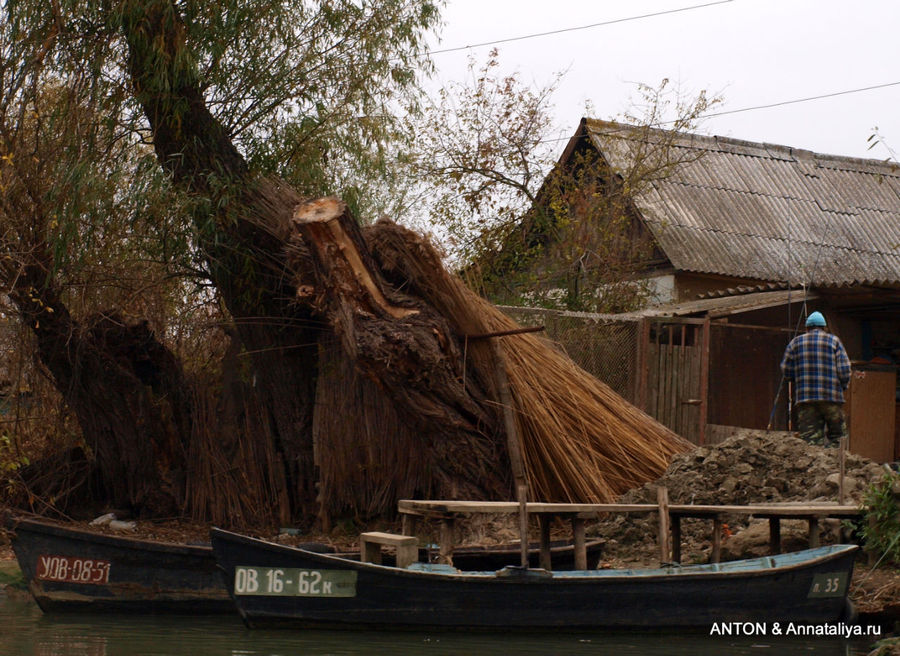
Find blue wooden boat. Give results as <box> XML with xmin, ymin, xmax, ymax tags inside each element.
<box><xmin>210</xmin><ymin>527</ymin><xmax>858</xmax><ymax>630</ymax></box>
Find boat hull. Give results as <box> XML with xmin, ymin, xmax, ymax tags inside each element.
<box><xmin>10</xmin><ymin>518</ymin><xmax>233</xmax><ymax>614</ymax></box>
<box><xmin>211</xmin><ymin>528</ymin><xmax>858</xmax><ymax>630</ymax></box>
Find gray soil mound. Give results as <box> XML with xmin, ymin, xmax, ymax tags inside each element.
<box><xmin>590</xmin><ymin>429</ymin><xmax>887</xmax><ymax>565</ymax></box>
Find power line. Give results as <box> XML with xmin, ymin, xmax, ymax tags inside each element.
<box><xmin>428</xmin><ymin>0</ymin><xmax>735</xmax><ymax>56</ymax></box>
<box><xmin>528</xmin><ymin>80</ymin><xmax>900</xmax><ymax>147</ymax></box>
<box><xmin>697</xmin><ymin>80</ymin><xmax>900</xmax><ymax>120</ymax></box>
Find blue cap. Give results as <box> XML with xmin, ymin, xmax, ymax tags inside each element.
<box><xmin>806</xmin><ymin>311</ymin><xmax>826</xmax><ymax>327</ymax></box>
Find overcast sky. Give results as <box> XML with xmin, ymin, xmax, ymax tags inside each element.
<box><xmin>426</xmin><ymin>0</ymin><xmax>900</xmax><ymax>162</ymax></box>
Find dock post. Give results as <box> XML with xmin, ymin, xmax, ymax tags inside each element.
<box><xmin>711</xmin><ymin>516</ymin><xmax>722</xmax><ymax>563</ymax></box>
<box><xmin>657</xmin><ymin>486</ymin><xmax>671</xmax><ymax>563</ymax></box>
<box><xmin>439</xmin><ymin>518</ymin><xmax>455</xmax><ymax>565</ymax></box>
<box><xmin>671</xmin><ymin>515</ymin><xmax>682</xmax><ymax>564</ymax></box>
<box><xmin>539</xmin><ymin>516</ymin><xmax>552</xmax><ymax>570</ymax></box>
<box><xmin>769</xmin><ymin>518</ymin><xmax>782</xmax><ymax>554</ymax></box>
<box><xmin>572</xmin><ymin>517</ymin><xmax>587</xmax><ymax>570</ymax></box>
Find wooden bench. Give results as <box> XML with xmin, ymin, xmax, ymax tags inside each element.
<box><xmin>667</xmin><ymin>503</ymin><xmax>862</xmax><ymax>564</ymax></box>
<box><xmin>359</xmin><ymin>532</ymin><xmax>418</xmax><ymax>569</ymax></box>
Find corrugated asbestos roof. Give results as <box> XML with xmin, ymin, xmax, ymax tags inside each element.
<box><xmin>583</xmin><ymin>119</ymin><xmax>900</xmax><ymax>286</ymax></box>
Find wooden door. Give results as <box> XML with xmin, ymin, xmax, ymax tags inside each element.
<box><xmin>846</xmin><ymin>367</ymin><xmax>897</xmax><ymax>463</ymax></box>
<box><xmin>639</xmin><ymin>319</ymin><xmax>709</xmax><ymax>444</ymax></box>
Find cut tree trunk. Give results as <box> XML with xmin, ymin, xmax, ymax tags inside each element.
<box><xmin>293</xmin><ymin>197</ymin><xmax>511</xmax><ymax>502</ymax></box>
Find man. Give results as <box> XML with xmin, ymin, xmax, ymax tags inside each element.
<box><xmin>780</xmin><ymin>311</ymin><xmax>852</xmax><ymax>447</ymax></box>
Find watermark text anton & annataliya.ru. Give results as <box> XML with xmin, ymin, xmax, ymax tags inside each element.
<box><xmin>710</xmin><ymin>622</ymin><xmax>881</xmax><ymax>638</ymax></box>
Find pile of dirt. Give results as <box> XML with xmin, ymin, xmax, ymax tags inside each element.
<box><xmin>589</xmin><ymin>429</ymin><xmax>887</xmax><ymax>566</ymax></box>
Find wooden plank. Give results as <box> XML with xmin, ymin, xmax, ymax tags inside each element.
<box><xmin>399</xmin><ymin>499</ymin><xmax>861</xmax><ymax>517</ymax></box>
<box><xmin>490</xmin><ymin>338</ymin><xmax>530</xmax><ymax>568</ymax></box>
<box><xmin>398</xmin><ymin>500</ymin><xmax>660</xmax><ymax>515</ymax></box>
<box><xmin>648</xmin><ymin>343</ymin><xmax>660</xmax><ymax>421</ymax></box>
<box><xmin>670</xmin><ymin>503</ymin><xmax>860</xmax><ymax>517</ymax></box>
<box><xmin>401</xmin><ymin>514</ymin><xmax>414</xmax><ymax>536</ymax></box>
<box><xmin>636</xmin><ymin>318</ymin><xmax>650</xmax><ymax>410</ymax></box>
<box><xmin>839</xmin><ymin>435</ymin><xmax>847</xmax><ymax>505</ymax></box>
<box><xmin>359</xmin><ymin>531</ymin><xmax>417</xmax><ymax>546</ymax></box>
<box><xmin>677</xmin><ymin>326</ymin><xmax>687</xmax><ymax>439</ymax></box>
<box><xmin>698</xmin><ymin>317</ymin><xmax>710</xmax><ymax>445</ymax></box>
<box><xmin>847</xmin><ymin>369</ymin><xmax>897</xmax><ymax>463</ymax></box>
<box><xmin>664</xmin><ymin>338</ymin><xmax>674</xmax><ymax>428</ymax></box>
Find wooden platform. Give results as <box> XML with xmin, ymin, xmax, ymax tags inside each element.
<box><xmin>398</xmin><ymin>498</ymin><xmax>863</xmax><ymax>568</ymax></box>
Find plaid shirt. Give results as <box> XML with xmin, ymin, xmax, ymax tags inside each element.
<box><xmin>780</xmin><ymin>328</ymin><xmax>852</xmax><ymax>404</ymax></box>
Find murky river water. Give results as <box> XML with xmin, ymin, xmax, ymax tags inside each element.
<box><xmin>0</xmin><ymin>590</ymin><xmax>885</xmax><ymax>655</ymax></box>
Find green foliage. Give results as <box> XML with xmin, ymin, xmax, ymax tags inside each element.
<box><xmin>861</xmin><ymin>472</ymin><xmax>900</xmax><ymax>564</ymax></box>
<box><xmin>1</xmin><ymin>0</ymin><xmax>443</xmax><ymax>329</ymax></box>
<box><xmin>0</xmin><ymin>560</ymin><xmax>26</xmax><ymax>589</ymax></box>
<box><xmin>176</xmin><ymin>0</ymin><xmax>442</xmax><ymax>218</ymax></box>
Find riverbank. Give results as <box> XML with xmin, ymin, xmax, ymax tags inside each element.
<box><xmin>3</xmin><ymin>431</ymin><xmax>900</xmax><ymax>631</ymax></box>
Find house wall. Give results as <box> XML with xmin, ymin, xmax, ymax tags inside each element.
<box><xmin>643</xmin><ymin>274</ymin><xmax>675</xmax><ymax>305</ymax></box>
<box><xmin>671</xmin><ymin>272</ymin><xmax>772</xmax><ymax>303</ymax></box>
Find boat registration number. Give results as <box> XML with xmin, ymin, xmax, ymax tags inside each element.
<box><xmin>807</xmin><ymin>572</ymin><xmax>847</xmax><ymax>598</ymax></box>
<box><xmin>233</xmin><ymin>567</ymin><xmax>357</xmax><ymax>597</ymax></box>
<box><xmin>36</xmin><ymin>555</ymin><xmax>111</xmax><ymax>585</ymax></box>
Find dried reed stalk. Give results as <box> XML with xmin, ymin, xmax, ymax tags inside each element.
<box><xmin>314</xmin><ymin>337</ymin><xmax>436</xmax><ymax>523</ymax></box>
<box><xmin>368</xmin><ymin>220</ymin><xmax>691</xmax><ymax>503</ymax></box>
<box><xmin>183</xmin><ymin>379</ymin><xmax>288</xmax><ymax>528</ymax></box>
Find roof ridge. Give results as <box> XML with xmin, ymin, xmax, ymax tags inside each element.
<box><xmin>584</xmin><ymin>118</ymin><xmax>900</xmax><ymax>175</ymax></box>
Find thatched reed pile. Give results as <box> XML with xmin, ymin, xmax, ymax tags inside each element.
<box><xmin>366</xmin><ymin>219</ymin><xmax>691</xmax><ymax>504</ymax></box>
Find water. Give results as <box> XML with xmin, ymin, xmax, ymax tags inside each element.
<box><xmin>0</xmin><ymin>590</ymin><xmax>883</xmax><ymax>656</ymax></box>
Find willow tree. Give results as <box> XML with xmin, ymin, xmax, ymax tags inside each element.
<box><xmin>1</xmin><ymin>0</ymin><xmax>444</xmax><ymax>523</ymax></box>
<box><xmin>2</xmin><ymin>1</ymin><xmax>688</xmax><ymax>528</ymax></box>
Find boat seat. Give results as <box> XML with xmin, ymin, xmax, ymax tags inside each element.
<box><xmin>359</xmin><ymin>531</ymin><xmax>418</xmax><ymax>569</ymax></box>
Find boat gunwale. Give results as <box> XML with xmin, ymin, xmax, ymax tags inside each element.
<box><xmin>210</xmin><ymin>527</ymin><xmax>858</xmax><ymax>584</ymax></box>
<box><xmin>10</xmin><ymin>517</ymin><xmax>213</xmax><ymax>558</ymax></box>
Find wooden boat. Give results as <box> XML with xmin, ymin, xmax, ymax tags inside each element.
<box><xmin>211</xmin><ymin>527</ymin><xmax>859</xmax><ymax>630</ymax></box>
<box><xmin>9</xmin><ymin>517</ymin><xmax>235</xmax><ymax>614</ymax></box>
<box><xmin>8</xmin><ymin>517</ymin><xmax>600</xmax><ymax>613</ymax></box>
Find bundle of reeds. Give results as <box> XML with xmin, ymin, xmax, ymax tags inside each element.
<box><xmin>313</xmin><ymin>338</ymin><xmax>437</xmax><ymax>523</ymax></box>
<box><xmin>368</xmin><ymin>220</ymin><xmax>691</xmax><ymax>503</ymax></box>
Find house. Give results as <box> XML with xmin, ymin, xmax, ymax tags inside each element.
<box><xmin>499</xmin><ymin>119</ymin><xmax>900</xmax><ymax>459</ymax></box>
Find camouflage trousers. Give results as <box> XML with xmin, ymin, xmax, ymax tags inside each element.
<box><xmin>796</xmin><ymin>401</ymin><xmax>847</xmax><ymax>448</ymax></box>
